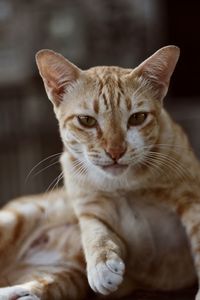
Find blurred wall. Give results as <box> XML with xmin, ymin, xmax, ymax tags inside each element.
<box><xmin>0</xmin><ymin>0</ymin><xmax>199</xmax><ymax>205</ymax></box>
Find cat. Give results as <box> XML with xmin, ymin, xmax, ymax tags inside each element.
<box><xmin>0</xmin><ymin>45</ymin><xmax>199</xmax><ymax>300</ymax></box>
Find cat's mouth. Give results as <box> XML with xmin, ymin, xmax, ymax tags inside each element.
<box><xmin>100</xmin><ymin>163</ymin><xmax>128</xmax><ymax>176</ymax></box>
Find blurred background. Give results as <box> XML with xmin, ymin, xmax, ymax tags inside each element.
<box><xmin>0</xmin><ymin>0</ymin><xmax>199</xmax><ymax>205</ymax></box>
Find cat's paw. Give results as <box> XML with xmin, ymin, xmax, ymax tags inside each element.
<box><xmin>195</xmin><ymin>290</ymin><xmax>200</xmax><ymax>300</ymax></box>
<box><xmin>88</xmin><ymin>254</ymin><xmax>125</xmax><ymax>295</ymax></box>
<box><xmin>16</xmin><ymin>294</ymin><xmax>40</xmax><ymax>300</ymax></box>
<box><xmin>0</xmin><ymin>286</ymin><xmax>40</xmax><ymax>300</ymax></box>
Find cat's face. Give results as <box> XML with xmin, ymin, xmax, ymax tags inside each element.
<box><xmin>56</xmin><ymin>68</ymin><xmax>162</xmax><ymax>177</ymax></box>
<box><xmin>36</xmin><ymin>46</ymin><xmax>180</xmax><ymax>179</ymax></box>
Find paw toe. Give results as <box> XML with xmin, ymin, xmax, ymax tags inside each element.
<box><xmin>88</xmin><ymin>257</ymin><xmax>125</xmax><ymax>295</ymax></box>
<box><xmin>96</xmin><ymin>262</ymin><xmax>123</xmax><ymax>291</ymax></box>
<box><xmin>17</xmin><ymin>297</ymin><xmax>39</xmax><ymax>300</ymax></box>
<box><xmin>106</xmin><ymin>258</ymin><xmax>125</xmax><ymax>275</ymax></box>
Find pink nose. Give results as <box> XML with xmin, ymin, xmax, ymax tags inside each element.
<box><xmin>105</xmin><ymin>146</ymin><xmax>127</xmax><ymax>161</ymax></box>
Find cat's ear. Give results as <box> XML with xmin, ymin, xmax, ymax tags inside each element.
<box><xmin>134</xmin><ymin>45</ymin><xmax>180</xmax><ymax>99</ymax></box>
<box><xmin>36</xmin><ymin>50</ymin><xmax>81</xmax><ymax>106</ymax></box>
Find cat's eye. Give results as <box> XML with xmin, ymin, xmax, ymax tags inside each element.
<box><xmin>128</xmin><ymin>112</ymin><xmax>147</xmax><ymax>126</ymax></box>
<box><xmin>77</xmin><ymin>115</ymin><xmax>97</xmax><ymax>128</ymax></box>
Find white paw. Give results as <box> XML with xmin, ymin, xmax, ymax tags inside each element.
<box><xmin>0</xmin><ymin>286</ymin><xmax>40</xmax><ymax>300</ymax></box>
<box><xmin>195</xmin><ymin>290</ymin><xmax>200</xmax><ymax>300</ymax></box>
<box><xmin>88</xmin><ymin>256</ymin><xmax>125</xmax><ymax>295</ymax></box>
<box><xmin>16</xmin><ymin>296</ymin><xmax>40</xmax><ymax>300</ymax></box>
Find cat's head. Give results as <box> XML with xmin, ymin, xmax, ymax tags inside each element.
<box><xmin>36</xmin><ymin>46</ymin><xmax>179</xmax><ymax>181</ymax></box>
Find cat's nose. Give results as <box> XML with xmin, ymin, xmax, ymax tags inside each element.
<box><xmin>105</xmin><ymin>145</ymin><xmax>127</xmax><ymax>161</ymax></box>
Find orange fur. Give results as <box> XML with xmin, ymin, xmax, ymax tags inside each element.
<box><xmin>0</xmin><ymin>46</ymin><xmax>200</xmax><ymax>300</ymax></box>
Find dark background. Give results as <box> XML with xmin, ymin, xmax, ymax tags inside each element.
<box><xmin>0</xmin><ymin>0</ymin><xmax>200</xmax><ymax>205</ymax></box>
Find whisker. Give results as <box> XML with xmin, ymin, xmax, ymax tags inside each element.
<box><xmin>148</xmin><ymin>159</ymin><xmax>186</xmax><ymax>184</ymax></box>
<box><xmin>49</xmin><ymin>172</ymin><xmax>64</xmax><ymax>193</ymax></box>
<box><xmin>32</xmin><ymin>160</ymin><xmax>60</xmax><ymax>178</ymax></box>
<box><xmin>72</xmin><ymin>163</ymin><xmax>86</xmax><ymax>177</ymax></box>
<box><xmin>45</xmin><ymin>171</ymin><xmax>64</xmax><ymax>194</ymax></box>
<box><xmin>25</xmin><ymin>152</ymin><xmax>62</xmax><ymax>183</ymax></box>
<box><xmin>139</xmin><ymin>143</ymin><xmax>191</xmax><ymax>152</ymax></box>
<box><xmin>141</xmin><ymin>158</ymin><xmax>171</xmax><ymax>181</ymax></box>
<box><xmin>122</xmin><ymin>152</ymin><xmax>147</xmax><ymax>165</ymax></box>
<box><xmin>146</xmin><ymin>154</ymin><xmax>190</xmax><ymax>182</ymax></box>
<box><xmin>148</xmin><ymin>151</ymin><xmax>191</xmax><ymax>179</ymax></box>
<box><xmin>71</xmin><ymin>159</ymin><xmax>85</xmax><ymax>169</ymax></box>
<box><xmin>71</xmin><ymin>160</ymin><xmax>89</xmax><ymax>185</ymax></box>
<box><xmin>154</xmin><ymin>143</ymin><xmax>191</xmax><ymax>150</ymax></box>
<box><xmin>129</xmin><ymin>145</ymin><xmax>191</xmax><ymax>183</ymax></box>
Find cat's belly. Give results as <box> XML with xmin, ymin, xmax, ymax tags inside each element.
<box><xmin>120</xmin><ymin>198</ymin><xmax>197</xmax><ymax>291</ymax></box>
<box><xmin>19</xmin><ymin>222</ymin><xmax>83</xmax><ymax>268</ymax></box>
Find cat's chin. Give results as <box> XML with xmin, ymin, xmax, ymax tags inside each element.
<box><xmin>100</xmin><ymin>164</ymin><xmax>128</xmax><ymax>176</ymax></box>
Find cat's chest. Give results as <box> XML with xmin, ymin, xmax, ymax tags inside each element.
<box><xmin>116</xmin><ymin>190</ymin><xmax>189</xmax><ymax>260</ymax></box>
<box><xmin>108</xmin><ymin>190</ymin><xmax>195</xmax><ymax>290</ymax></box>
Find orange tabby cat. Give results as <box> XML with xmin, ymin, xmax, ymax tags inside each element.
<box><xmin>0</xmin><ymin>46</ymin><xmax>199</xmax><ymax>300</ymax></box>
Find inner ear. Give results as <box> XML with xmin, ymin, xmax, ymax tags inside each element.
<box><xmin>132</xmin><ymin>45</ymin><xmax>180</xmax><ymax>100</ymax></box>
<box><xmin>36</xmin><ymin>50</ymin><xmax>81</xmax><ymax>106</ymax></box>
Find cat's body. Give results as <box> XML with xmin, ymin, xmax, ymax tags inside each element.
<box><xmin>0</xmin><ymin>185</ymin><xmax>196</xmax><ymax>299</ymax></box>
<box><xmin>0</xmin><ymin>46</ymin><xmax>200</xmax><ymax>300</ymax></box>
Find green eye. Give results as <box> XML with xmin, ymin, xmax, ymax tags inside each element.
<box><xmin>128</xmin><ymin>112</ymin><xmax>147</xmax><ymax>126</ymax></box>
<box><xmin>77</xmin><ymin>115</ymin><xmax>97</xmax><ymax>128</ymax></box>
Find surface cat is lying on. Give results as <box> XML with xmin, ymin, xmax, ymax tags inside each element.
<box><xmin>0</xmin><ymin>46</ymin><xmax>200</xmax><ymax>300</ymax></box>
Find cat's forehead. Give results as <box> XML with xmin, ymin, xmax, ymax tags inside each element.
<box><xmin>86</xmin><ymin>65</ymin><xmax>132</xmax><ymax>84</ymax></box>
<box><xmin>83</xmin><ymin>66</ymin><xmax>139</xmax><ymax>100</ymax></box>
<box><xmin>77</xmin><ymin>67</ymin><xmax>132</xmax><ymax>112</ymax></box>
<box><xmin>82</xmin><ymin>66</ymin><xmax>152</xmax><ymax>109</ymax></box>
<box><xmin>60</xmin><ymin>65</ymin><xmax>158</xmax><ymax>118</ymax></box>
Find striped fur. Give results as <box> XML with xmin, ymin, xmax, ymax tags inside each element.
<box><xmin>0</xmin><ymin>46</ymin><xmax>200</xmax><ymax>299</ymax></box>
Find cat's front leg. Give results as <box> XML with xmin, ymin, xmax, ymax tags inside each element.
<box><xmin>0</xmin><ymin>285</ymin><xmax>40</xmax><ymax>300</ymax></box>
<box><xmin>174</xmin><ymin>193</ymin><xmax>200</xmax><ymax>300</ymax></box>
<box><xmin>74</xmin><ymin>196</ymin><xmax>126</xmax><ymax>295</ymax></box>
<box><xmin>81</xmin><ymin>216</ymin><xmax>125</xmax><ymax>295</ymax></box>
